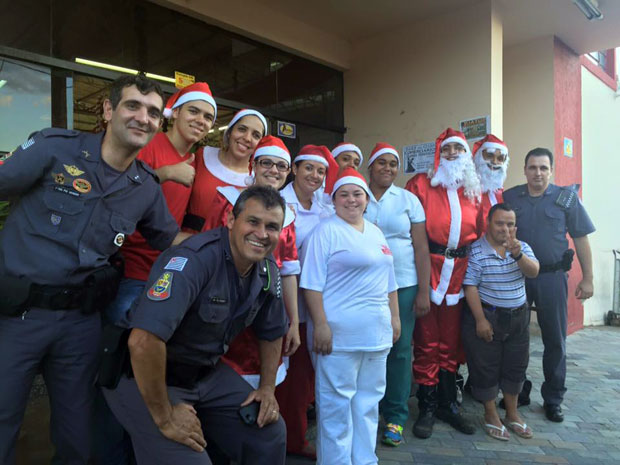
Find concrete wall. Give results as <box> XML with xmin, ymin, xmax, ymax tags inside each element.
<box><xmin>343</xmin><ymin>0</ymin><xmax>501</xmax><ymax>185</ymax></box>
<box><xmin>503</xmin><ymin>36</ymin><xmax>555</xmax><ymax>189</ymax></box>
<box><xmin>581</xmin><ymin>63</ymin><xmax>620</xmax><ymax>326</ymax></box>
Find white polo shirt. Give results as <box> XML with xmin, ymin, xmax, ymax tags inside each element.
<box><xmin>364</xmin><ymin>183</ymin><xmax>425</xmax><ymax>288</ymax></box>
<box><xmin>300</xmin><ymin>215</ymin><xmax>397</xmax><ymax>351</ymax></box>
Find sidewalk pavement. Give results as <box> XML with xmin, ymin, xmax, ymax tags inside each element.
<box><xmin>287</xmin><ymin>326</ymin><xmax>620</xmax><ymax>465</ymax></box>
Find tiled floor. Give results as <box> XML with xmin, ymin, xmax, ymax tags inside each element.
<box><xmin>15</xmin><ymin>326</ymin><xmax>620</xmax><ymax>465</ymax></box>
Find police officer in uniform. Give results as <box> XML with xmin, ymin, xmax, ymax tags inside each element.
<box><xmin>102</xmin><ymin>185</ymin><xmax>287</xmax><ymax>465</ymax></box>
<box><xmin>503</xmin><ymin>147</ymin><xmax>594</xmax><ymax>423</ymax></box>
<box><xmin>0</xmin><ymin>75</ymin><xmax>185</xmax><ymax>464</ymax></box>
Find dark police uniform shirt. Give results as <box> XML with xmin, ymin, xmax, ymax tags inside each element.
<box><xmin>503</xmin><ymin>184</ymin><xmax>595</xmax><ymax>266</ymax></box>
<box><xmin>0</xmin><ymin>129</ymin><xmax>179</xmax><ymax>286</ymax></box>
<box><xmin>128</xmin><ymin>227</ymin><xmax>287</xmax><ymax>368</ymax></box>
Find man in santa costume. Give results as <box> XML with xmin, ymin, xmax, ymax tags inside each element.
<box><xmin>473</xmin><ymin>134</ymin><xmax>509</xmax><ymax>233</ymax></box>
<box><xmin>405</xmin><ymin>128</ymin><xmax>480</xmax><ymax>439</ymax></box>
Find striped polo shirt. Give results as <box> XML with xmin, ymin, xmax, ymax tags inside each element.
<box><xmin>463</xmin><ymin>235</ymin><xmax>537</xmax><ymax>308</ymax></box>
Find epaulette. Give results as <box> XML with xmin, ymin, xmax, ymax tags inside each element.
<box><xmin>135</xmin><ymin>158</ymin><xmax>159</xmax><ymax>181</ymax></box>
<box><xmin>39</xmin><ymin>128</ymin><xmax>80</xmax><ymax>138</ymax></box>
<box><xmin>260</xmin><ymin>256</ymin><xmax>282</xmax><ymax>299</ymax></box>
<box><xmin>181</xmin><ymin>228</ymin><xmax>222</xmax><ymax>252</ymax></box>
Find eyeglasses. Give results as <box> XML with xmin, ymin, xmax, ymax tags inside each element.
<box><xmin>257</xmin><ymin>158</ymin><xmax>290</xmax><ymax>172</ymax></box>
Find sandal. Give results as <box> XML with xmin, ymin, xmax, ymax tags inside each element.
<box><xmin>503</xmin><ymin>420</ymin><xmax>534</xmax><ymax>439</ymax></box>
<box><xmin>484</xmin><ymin>423</ymin><xmax>510</xmax><ymax>441</ymax></box>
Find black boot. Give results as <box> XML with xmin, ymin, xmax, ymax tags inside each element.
<box><xmin>436</xmin><ymin>369</ymin><xmax>476</xmax><ymax>435</ymax></box>
<box><xmin>412</xmin><ymin>384</ymin><xmax>437</xmax><ymax>439</ymax></box>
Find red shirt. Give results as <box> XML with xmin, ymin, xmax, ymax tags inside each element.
<box><xmin>122</xmin><ymin>132</ymin><xmax>197</xmax><ymax>281</ymax></box>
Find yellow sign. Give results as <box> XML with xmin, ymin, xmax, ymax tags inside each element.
<box><xmin>175</xmin><ymin>71</ymin><xmax>195</xmax><ymax>89</ymax></box>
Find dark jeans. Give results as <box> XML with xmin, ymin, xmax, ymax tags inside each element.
<box><xmin>462</xmin><ymin>303</ymin><xmax>530</xmax><ymax>402</ymax></box>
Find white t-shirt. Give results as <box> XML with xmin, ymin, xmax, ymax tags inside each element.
<box><xmin>300</xmin><ymin>215</ymin><xmax>398</xmax><ymax>351</ymax></box>
<box><xmin>365</xmin><ymin>184</ymin><xmax>425</xmax><ymax>288</ymax></box>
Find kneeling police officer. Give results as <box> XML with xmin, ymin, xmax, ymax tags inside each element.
<box><xmin>102</xmin><ymin>185</ymin><xmax>287</xmax><ymax>465</ymax></box>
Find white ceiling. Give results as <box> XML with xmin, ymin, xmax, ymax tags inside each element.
<box><xmin>256</xmin><ymin>0</ymin><xmax>620</xmax><ymax>54</ymax></box>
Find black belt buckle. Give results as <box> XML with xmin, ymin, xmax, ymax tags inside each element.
<box><xmin>444</xmin><ymin>247</ymin><xmax>457</xmax><ymax>259</ymax></box>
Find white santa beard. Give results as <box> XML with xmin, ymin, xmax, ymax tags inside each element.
<box><xmin>475</xmin><ymin>153</ymin><xmax>508</xmax><ymax>193</ymax></box>
<box><xmin>431</xmin><ymin>155</ymin><xmax>481</xmax><ymax>202</ymax></box>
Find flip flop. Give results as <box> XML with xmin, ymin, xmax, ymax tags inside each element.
<box><xmin>503</xmin><ymin>420</ymin><xmax>534</xmax><ymax>439</ymax></box>
<box><xmin>484</xmin><ymin>423</ymin><xmax>510</xmax><ymax>441</ymax></box>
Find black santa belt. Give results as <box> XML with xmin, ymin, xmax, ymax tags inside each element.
<box><xmin>428</xmin><ymin>241</ymin><xmax>470</xmax><ymax>259</ymax></box>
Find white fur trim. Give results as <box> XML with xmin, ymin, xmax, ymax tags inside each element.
<box><xmin>440</xmin><ymin>136</ymin><xmax>471</xmax><ymax>156</ymax></box>
<box><xmin>489</xmin><ymin>191</ymin><xmax>497</xmax><ymax>206</ymax></box>
<box><xmin>163</xmin><ymin>108</ymin><xmax>173</xmax><ymax>118</ymax></box>
<box><xmin>203</xmin><ymin>147</ymin><xmax>248</xmax><ymax>187</ymax></box>
<box><xmin>227</xmin><ymin>110</ymin><xmax>267</xmax><ymax>136</ymax></box>
<box><xmin>475</xmin><ymin>141</ymin><xmax>508</xmax><ymax>158</ymax></box>
<box><xmin>368</xmin><ymin>148</ymin><xmax>400</xmax><ymax>167</ymax></box>
<box><xmin>280</xmin><ymin>259</ymin><xmax>300</xmax><ymax>276</ymax></box>
<box><xmin>332</xmin><ymin>144</ymin><xmax>363</xmax><ymax>163</ymax></box>
<box><xmin>295</xmin><ymin>154</ymin><xmax>329</xmax><ymax>167</ymax></box>
<box><xmin>241</xmin><ymin>362</ymin><xmax>287</xmax><ymax>389</ymax></box>
<box><xmin>172</xmin><ymin>91</ymin><xmax>217</xmax><ymax>119</ymax></box>
<box><xmin>431</xmin><ymin>188</ymin><xmax>462</xmax><ymax>305</ymax></box>
<box><xmin>332</xmin><ymin>176</ymin><xmax>370</xmax><ymax>196</ymax></box>
<box><xmin>254</xmin><ymin>146</ymin><xmax>290</xmax><ymax>164</ymax></box>
<box><xmin>216</xmin><ymin>185</ymin><xmax>241</xmax><ymax>205</ymax></box>
<box><xmin>283</xmin><ymin>204</ymin><xmax>295</xmax><ymax>228</ymax></box>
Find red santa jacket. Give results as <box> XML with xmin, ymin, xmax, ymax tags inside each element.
<box><xmin>405</xmin><ymin>174</ymin><xmax>480</xmax><ymax>306</ymax></box>
<box><xmin>477</xmin><ymin>189</ymin><xmax>503</xmax><ymax>235</ymax></box>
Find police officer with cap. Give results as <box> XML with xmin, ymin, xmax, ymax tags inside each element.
<box><xmin>102</xmin><ymin>185</ymin><xmax>287</xmax><ymax>465</ymax></box>
<box><xmin>503</xmin><ymin>147</ymin><xmax>594</xmax><ymax>423</ymax></box>
<box><xmin>0</xmin><ymin>74</ymin><xmax>186</xmax><ymax>464</ymax></box>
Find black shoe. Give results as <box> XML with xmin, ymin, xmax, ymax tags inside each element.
<box><xmin>499</xmin><ymin>379</ymin><xmax>531</xmax><ymax>409</ymax></box>
<box><xmin>544</xmin><ymin>404</ymin><xmax>564</xmax><ymax>423</ymax></box>
<box><xmin>413</xmin><ymin>384</ymin><xmax>438</xmax><ymax>439</ymax></box>
<box><xmin>413</xmin><ymin>410</ymin><xmax>435</xmax><ymax>439</ymax></box>
<box><xmin>436</xmin><ymin>405</ymin><xmax>476</xmax><ymax>435</ymax></box>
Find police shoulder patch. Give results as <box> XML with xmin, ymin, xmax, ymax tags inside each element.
<box><xmin>147</xmin><ymin>271</ymin><xmax>174</xmax><ymax>301</ymax></box>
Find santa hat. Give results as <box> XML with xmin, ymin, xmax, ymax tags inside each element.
<box><xmin>162</xmin><ymin>82</ymin><xmax>217</xmax><ymax>119</ymax></box>
<box><xmin>245</xmin><ymin>135</ymin><xmax>291</xmax><ymax>185</ymax></box>
<box><xmin>332</xmin><ymin>167</ymin><xmax>370</xmax><ymax>197</ymax></box>
<box><xmin>226</xmin><ymin>109</ymin><xmax>268</xmax><ymax>137</ymax></box>
<box><xmin>472</xmin><ymin>134</ymin><xmax>508</xmax><ymax>159</ymax></box>
<box><xmin>434</xmin><ymin>128</ymin><xmax>471</xmax><ymax>171</ymax></box>
<box><xmin>368</xmin><ymin>142</ymin><xmax>400</xmax><ymax>167</ymax></box>
<box><xmin>332</xmin><ymin>142</ymin><xmax>363</xmax><ymax>165</ymax></box>
<box><xmin>294</xmin><ymin>145</ymin><xmax>340</xmax><ymax>195</ymax></box>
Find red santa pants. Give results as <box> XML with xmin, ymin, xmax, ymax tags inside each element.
<box><xmin>275</xmin><ymin>323</ymin><xmax>315</xmax><ymax>454</ymax></box>
<box><xmin>413</xmin><ymin>300</ymin><xmax>463</xmax><ymax>386</ymax></box>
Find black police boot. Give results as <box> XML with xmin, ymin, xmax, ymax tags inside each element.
<box><xmin>435</xmin><ymin>369</ymin><xmax>476</xmax><ymax>435</ymax></box>
<box><xmin>412</xmin><ymin>384</ymin><xmax>438</xmax><ymax>439</ymax></box>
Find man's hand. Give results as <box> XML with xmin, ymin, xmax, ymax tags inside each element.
<box><xmin>391</xmin><ymin>314</ymin><xmax>401</xmax><ymax>344</ymax></box>
<box><xmin>575</xmin><ymin>279</ymin><xmax>594</xmax><ymax>300</ymax></box>
<box><xmin>158</xmin><ymin>403</ymin><xmax>206</xmax><ymax>452</ymax></box>
<box><xmin>503</xmin><ymin>227</ymin><xmax>521</xmax><ymax>258</ymax></box>
<box><xmin>283</xmin><ymin>322</ymin><xmax>301</xmax><ymax>357</ymax></box>
<box><xmin>313</xmin><ymin>322</ymin><xmax>332</xmax><ymax>355</ymax></box>
<box><xmin>241</xmin><ymin>386</ymin><xmax>280</xmax><ymax>428</ymax></box>
<box><xmin>414</xmin><ymin>290</ymin><xmax>431</xmax><ymax>317</ymax></box>
<box><xmin>160</xmin><ymin>153</ymin><xmax>196</xmax><ymax>186</ymax></box>
<box><xmin>475</xmin><ymin>318</ymin><xmax>494</xmax><ymax>343</ymax></box>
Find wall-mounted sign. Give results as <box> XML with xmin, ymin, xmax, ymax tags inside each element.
<box><xmin>174</xmin><ymin>71</ymin><xmax>195</xmax><ymax>89</ymax></box>
<box><xmin>277</xmin><ymin>121</ymin><xmax>296</xmax><ymax>139</ymax></box>
<box><xmin>460</xmin><ymin>115</ymin><xmax>490</xmax><ymax>142</ymax></box>
<box><xmin>563</xmin><ymin>137</ymin><xmax>573</xmax><ymax>158</ymax></box>
<box><xmin>402</xmin><ymin>141</ymin><xmax>435</xmax><ymax>174</ymax></box>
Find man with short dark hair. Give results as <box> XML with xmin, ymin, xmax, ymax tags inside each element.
<box><xmin>503</xmin><ymin>148</ymin><xmax>595</xmax><ymax>422</ymax></box>
<box><xmin>102</xmin><ymin>185</ymin><xmax>288</xmax><ymax>465</ymax></box>
<box><xmin>0</xmin><ymin>74</ymin><xmax>184</xmax><ymax>463</ymax></box>
<box><xmin>463</xmin><ymin>203</ymin><xmax>539</xmax><ymax>440</ymax></box>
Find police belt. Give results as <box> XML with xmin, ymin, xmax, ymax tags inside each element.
<box><xmin>126</xmin><ymin>360</ymin><xmax>215</xmax><ymax>390</ymax></box>
<box><xmin>539</xmin><ymin>249</ymin><xmax>575</xmax><ymax>274</ymax></box>
<box><xmin>481</xmin><ymin>302</ymin><xmax>527</xmax><ymax>314</ymax></box>
<box><xmin>29</xmin><ymin>284</ymin><xmax>84</xmax><ymax>310</ymax></box>
<box><xmin>428</xmin><ymin>241</ymin><xmax>469</xmax><ymax>259</ymax></box>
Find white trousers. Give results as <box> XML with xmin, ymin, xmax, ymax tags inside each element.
<box><xmin>315</xmin><ymin>349</ymin><xmax>390</xmax><ymax>465</ymax></box>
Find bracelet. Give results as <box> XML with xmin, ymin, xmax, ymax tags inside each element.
<box><xmin>513</xmin><ymin>252</ymin><xmax>523</xmax><ymax>261</ymax></box>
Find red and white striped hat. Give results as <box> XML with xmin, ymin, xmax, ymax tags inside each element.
<box><xmin>472</xmin><ymin>134</ymin><xmax>508</xmax><ymax>158</ymax></box>
<box><xmin>332</xmin><ymin>167</ymin><xmax>370</xmax><ymax>197</ymax></box>
<box><xmin>368</xmin><ymin>142</ymin><xmax>399</xmax><ymax>167</ymax></box>
<box><xmin>434</xmin><ymin>128</ymin><xmax>471</xmax><ymax>170</ymax></box>
<box><xmin>245</xmin><ymin>135</ymin><xmax>291</xmax><ymax>185</ymax></box>
<box><xmin>294</xmin><ymin>145</ymin><xmax>340</xmax><ymax>194</ymax></box>
<box><xmin>332</xmin><ymin>142</ymin><xmax>363</xmax><ymax>165</ymax></box>
<box><xmin>162</xmin><ymin>82</ymin><xmax>217</xmax><ymax>119</ymax></box>
<box><xmin>226</xmin><ymin>109</ymin><xmax>268</xmax><ymax>137</ymax></box>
